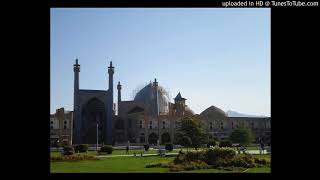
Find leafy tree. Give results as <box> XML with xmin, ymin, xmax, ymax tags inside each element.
<box><xmin>229</xmin><ymin>126</ymin><xmax>254</xmax><ymax>146</ymax></box>
<box><xmin>174</xmin><ymin>116</ymin><xmax>208</xmax><ymax>150</ymax></box>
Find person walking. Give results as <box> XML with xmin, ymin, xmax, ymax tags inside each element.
<box><xmin>260</xmin><ymin>140</ymin><xmax>265</xmax><ymax>154</ymax></box>
<box><xmin>126</xmin><ymin>145</ymin><xmax>129</xmax><ymax>154</ymax></box>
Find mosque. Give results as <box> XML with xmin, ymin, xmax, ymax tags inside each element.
<box><xmin>51</xmin><ymin>60</ymin><xmax>270</xmax><ymax>146</ymax></box>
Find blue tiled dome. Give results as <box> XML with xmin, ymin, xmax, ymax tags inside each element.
<box><xmin>134</xmin><ymin>83</ymin><xmax>170</xmax><ymax>115</ymax></box>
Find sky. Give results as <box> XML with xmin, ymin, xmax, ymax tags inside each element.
<box><xmin>50</xmin><ymin>8</ymin><xmax>270</xmax><ymax>116</ymax></box>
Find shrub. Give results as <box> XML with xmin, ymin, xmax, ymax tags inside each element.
<box><xmin>100</xmin><ymin>145</ymin><xmax>113</xmax><ymax>154</ymax></box>
<box><xmin>74</xmin><ymin>144</ymin><xmax>88</xmax><ymax>153</ymax></box>
<box><xmin>207</xmin><ymin>140</ymin><xmax>216</xmax><ymax>148</ymax></box>
<box><xmin>254</xmin><ymin>158</ymin><xmax>268</xmax><ymax>165</ymax></box>
<box><xmin>181</xmin><ymin>136</ymin><xmax>192</xmax><ymax>147</ymax></box>
<box><xmin>204</xmin><ymin>147</ymin><xmax>236</xmax><ymax>166</ymax></box>
<box><xmin>169</xmin><ymin>160</ymin><xmax>208</xmax><ymax>172</ymax></box>
<box><xmin>173</xmin><ymin>152</ymin><xmax>186</xmax><ymax>164</ymax></box>
<box><xmin>145</xmin><ymin>163</ymin><xmax>162</xmax><ymax>168</ymax></box>
<box><xmin>185</xmin><ymin>151</ymin><xmax>205</xmax><ymax>162</ymax></box>
<box><xmin>242</xmin><ymin>154</ymin><xmax>254</xmax><ymax>165</ymax></box>
<box><xmin>63</xmin><ymin>146</ymin><xmax>74</xmax><ymax>155</ymax></box>
<box><xmin>231</xmin><ymin>155</ymin><xmax>255</xmax><ymax>168</ymax></box>
<box><xmin>165</xmin><ymin>144</ymin><xmax>173</xmax><ymax>152</ymax></box>
<box><xmin>169</xmin><ymin>164</ymin><xmax>185</xmax><ymax>172</ymax></box>
<box><xmin>219</xmin><ymin>140</ymin><xmax>232</xmax><ymax>147</ymax></box>
<box><xmin>144</xmin><ymin>144</ymin><xmax>149</xmax><ymax>151</ymax></box>
<box><xmin>231</xmin><ymin>156</ymin><xmax>250</xmax><ymax>168</ymax></box>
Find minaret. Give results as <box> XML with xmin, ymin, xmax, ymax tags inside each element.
<box><xmin>106</xmin><ymin>61</ymin><xmax>114</xmax><ymax>144</ymax></box>
<box><xmin>117</xmin><ymin>81</ymin><xmax>122</xmax><ymax>115</ymax></box>
<box><xmin>174</xmin><ymin>92</ymin><xmax>186</xmax><ymax>117</ymax></box>
<box><xmin>73</xmin><ymin>59</ymin><xmax>80</xmax><ymax>144</ymax></box>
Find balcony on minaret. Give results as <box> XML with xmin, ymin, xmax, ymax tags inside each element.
<box><xmin>117</xmin><ymin>81</ymin><xmax>122</xmax><ymax>90</ymax></box>
<box><xmin>73</xmin><ymin>59</ymin><xmax>80</xmax><ymax>72</ymax></box>
<box><xmin>108</xmin><ymin>61</ymin><xmax>114</xmax><ymax>74</ymax></box>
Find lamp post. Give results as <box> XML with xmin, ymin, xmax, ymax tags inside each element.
<box><xmin>96</xmin><ymin>123</ymin><xmax>99</xmax><ymax>152</ymax></box>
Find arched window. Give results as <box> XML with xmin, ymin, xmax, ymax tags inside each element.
<box><xmin>149</xmin><ymin>121</ymin><xmax>152</xmax><ymax>129</ymax></box>
<box><xmin>64</xmin><ymin>120</ymin><xmax>67</xmax><ymax>129</ymax></box>
<box><xmin>139</xmin><ymin>120</ymin><xmax>143</xmax><ymax>129</ymax></box>
<box><xmin>162</xmin><ymin>121</ymin><xmax>165</xmax><ymax>129</ymax></box>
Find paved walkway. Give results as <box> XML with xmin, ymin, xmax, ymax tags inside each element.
<box><xmin>96</xmin><ymin>150</ymin><xmax>269</xmax><ymax>158</ymax></box>
<box><xmin>97</xmin><ymin>153</ymin><xmax>178</xmax><ymax>158</ymax></box>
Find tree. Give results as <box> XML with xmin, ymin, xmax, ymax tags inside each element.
<box><xmin>174</xmin><ymin>116</ymin><xmax>208</xmax><ymax>150</ymax></box>
<box><xmin>229</xmin><ymin>126</ymin><xmax>254</xmax><ymax>146</ymax></box>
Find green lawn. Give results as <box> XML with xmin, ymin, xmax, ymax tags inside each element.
<box><xmin>50</xmin><ymin>154</ymin><xmax>271</xmax><ymax>173</ymax></box>
<box><xmin>51</xmin><ymin>156</ymin><xmax>174</xmax><ymax>173</ymax></box>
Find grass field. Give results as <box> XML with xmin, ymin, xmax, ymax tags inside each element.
<box><xmin>50</xmin><ymin>148</ymin><xmax>202</xmax><ymax>157</ymax></box>
<box><xmin>51</xmin><ymin>146</ymin><xmax>270</xmax><ymax>157</ymax></box>
<box><xmin>50</xmin><ymin>154</ymin><xmax>271</xmax><ymax>173</ymax></box>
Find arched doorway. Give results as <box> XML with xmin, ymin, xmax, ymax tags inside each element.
<box><xmin>148</xmin><ymin>133</ymin><xmax>158</xmax><ymax>145</ymax></box>
<box><xmin>161</xmin><ymin>133</ymin><xmax>171</xmax><ymax>144</ymax></box>
<box><xmin>140</xmin><ymin>133</ymin><xmax>145</xmax><ymax>143</ymax></box>
<box><xmin>81</xmin><ymin>98</ymin><xmax>106</xmax><ymax>144</ymax></box>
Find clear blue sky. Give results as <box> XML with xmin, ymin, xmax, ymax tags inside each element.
<box><xmin>50</xmin><ymin>8</ymin><xmax>270</xmax><ymax>116</ymax></box>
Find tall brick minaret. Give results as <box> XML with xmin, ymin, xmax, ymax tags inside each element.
<box><xmin>117</xmin><ymin>81</ymin><xmax>122</xmax><ymax>115</ymax></box>
<box><xmin>73</xmin><ymin>59</ymin><xmax>80</xmax><ymax>144</ymax></box>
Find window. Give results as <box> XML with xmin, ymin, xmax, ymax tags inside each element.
<box><xmin>50</xmin><ymin>121</ymin><xmax>53</xmax><ymax>124</ymax></box>
<box><xmin>139</xmin><ymin>120</ymin><xmax>143</xmax><ymax>129</ymax></box>
<box><xmin>251</xmin><ymin>122</ymin><xmax>254</xmax><ymax>129</ymax></box>
<box><xmin>149</xmin><ymin>121</ymin><xmax>152</xmax><ymax>129</ymax></box>
<box><xmin>50</xmin><ymin>126</ymin><xmax>53</xmax><ymax>129</ymax></box>
<box><xmin>64</xmin><ymin>121</ymin><xmax>67</xmax><ymax>124</ymax></box>
<box><xmin>231</xmin><ymin>122</ymin><xmax>234</xmax><ymax>129</ymax></box>
<box><xmin>210</xmin><ymin>122</ymin><xmax>213</xmax><ymax>130</ymax></box>
<box><xmin>64</xmin><ymin>125</ymin><xmax>67</xmax><ymax>129</ymax></box>
<box><xmin>220</xmin><ymin>122</ymin><xmax>223</xmax><ymax>130</ymax></box>
<box><xmin>162</xmin><ymin>121</ymin><xmax>165</xmax><ymax>129</ymax></box>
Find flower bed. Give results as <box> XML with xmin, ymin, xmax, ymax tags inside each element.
<box><xmin>50</xmin><ymin>154</ymin><xmax>97</xmax><ymax>161</ymax></box>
